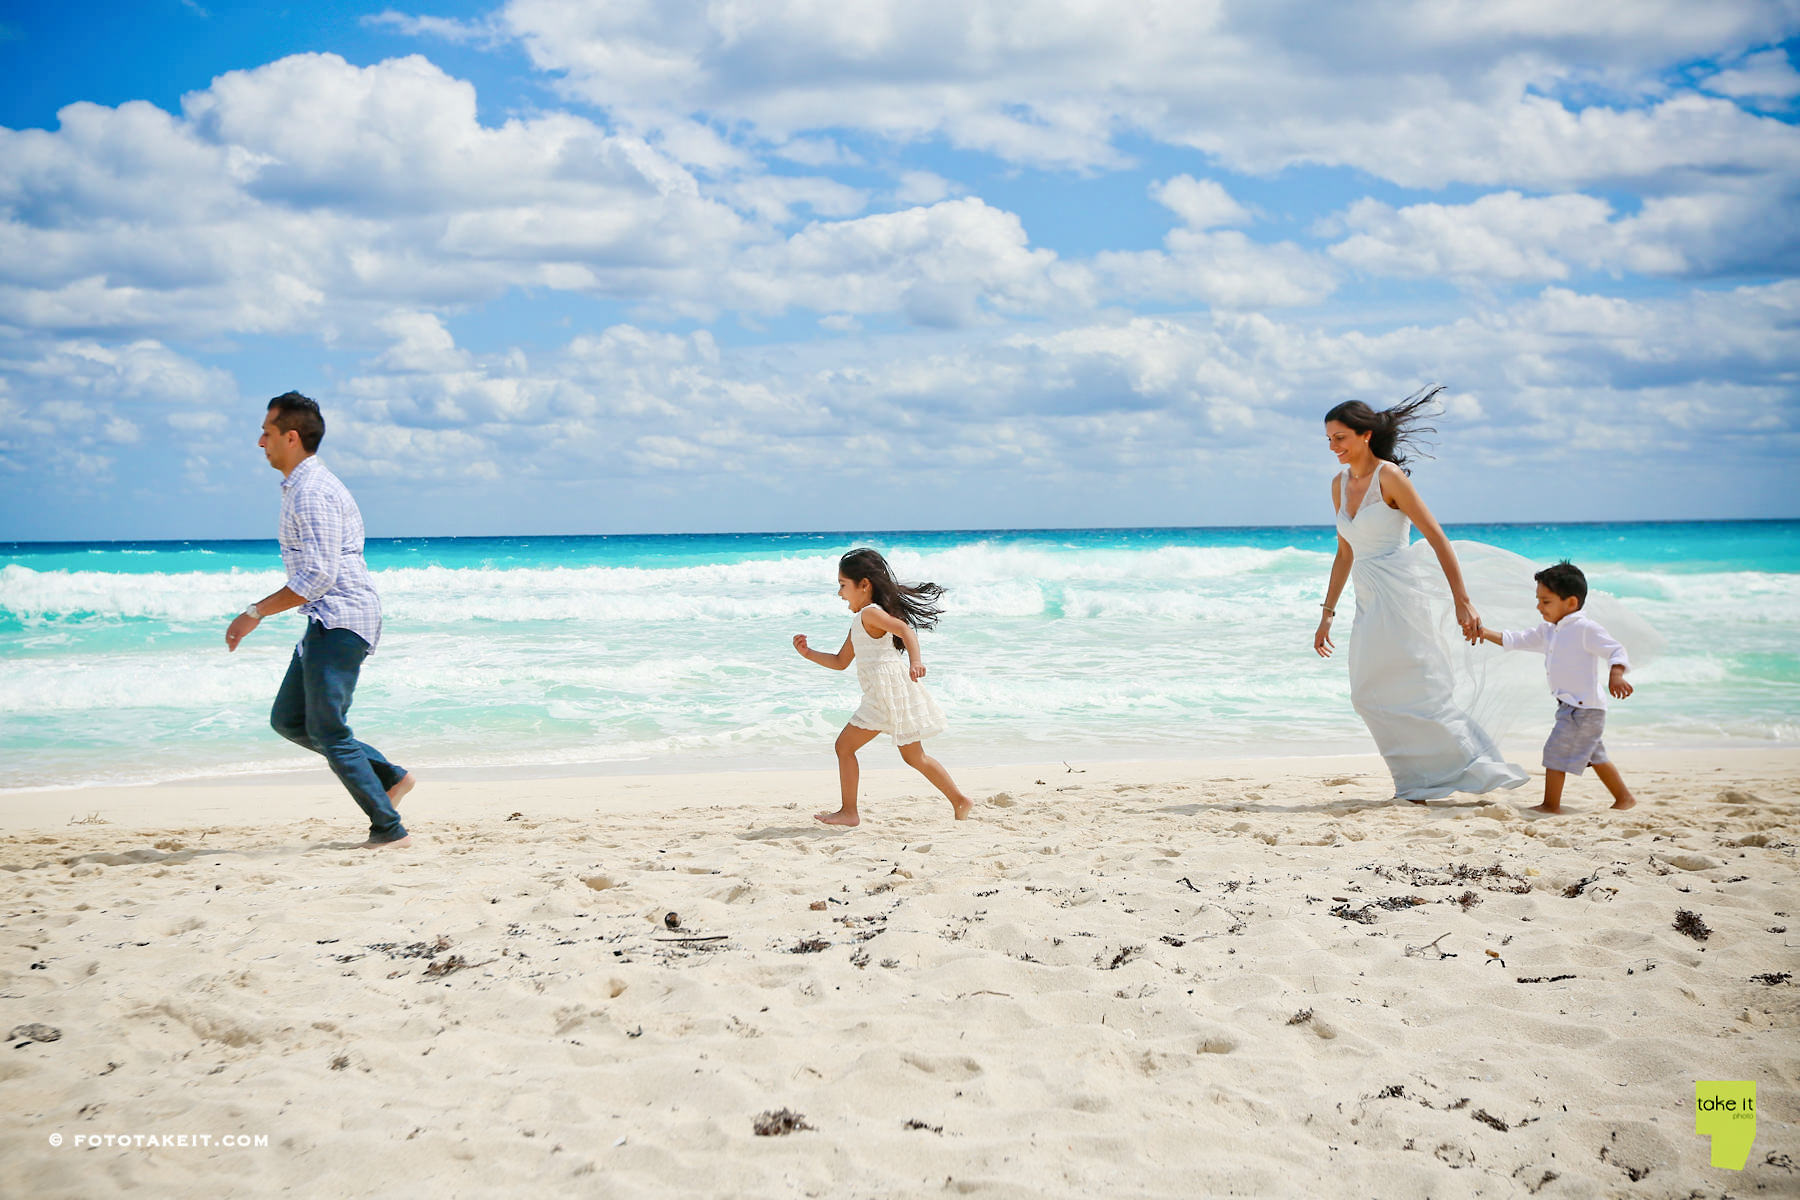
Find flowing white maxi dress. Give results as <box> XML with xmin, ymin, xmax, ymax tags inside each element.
<box><xmin>1338</xmin><ymin>463</ymin><xmax>1531</xmax><ymax>800</ymax></box>
<box><xmin>846</xmin><ymin>605</ymin><xmax>947</xmax><ymax>745</ymax></box>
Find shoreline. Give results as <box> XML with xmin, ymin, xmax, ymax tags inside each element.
<box><xmin>7</xmin><ymin>746</ymin><xmax>1796</xmax><ymax>835</ymax></box>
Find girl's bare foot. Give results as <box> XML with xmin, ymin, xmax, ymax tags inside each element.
<box><xmin>388</xmin><ymin>774</ymin><xmax>415</xmax><ymax>806</ymax></box>
<box><xmin>814</xmin><ymin>810</ymin><xmax>859</xmax><ymax>827</ymax></box>
<box><xmin>1610</xmin><ymin>797</ymin><xmax>1636</xmax><ymax>810</ymax></box>
<box><xmin>950</xmin><ymin>795</ymin><xmax>973</xmax><ymax>820</ymax></box>
<box><xmin>358</xmin><ymin>835</ymin><xmax>413</xmax><ymax>849</ymax></box>
<box><xmin>1526</xmin><ymin>803</ymin><xmax>1562</xmax><ymax>815</ymax></box>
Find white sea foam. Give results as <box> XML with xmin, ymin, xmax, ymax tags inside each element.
<box><xmin>3</xmin><ymin>535</ymin><xmax>1794</xmax><ymax>790</ymax></box>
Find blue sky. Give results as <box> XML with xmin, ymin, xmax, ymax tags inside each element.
<box><xmin>2</xmin><ymin>1</ymin><xmax>1797</xmax><ymax>540</ymax></box>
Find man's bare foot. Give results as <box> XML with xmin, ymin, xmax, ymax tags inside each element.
<box><xmin>814</xmin><ymin>809</ymin><xmax>860</xmax><ymax>827</ymax></box>
<box><xmin>950</xmin><ymin>795</ymin><xmax>973</xmax><ymax>820</ymax></box>
<box><xmin>1405</xmin><ymin>798</ymin><xmax>1428</xmax><ymax>806</ymax></box>
<box><xmin>1526</xmin><ymin>803</ymin><xmax>1562</xmax><ymax>815</ymax></box>
<box><xmin>1609</xmin><ymin>797</ymin><xmax>1636</xmax><ymax>810</ymax></box>
<box><xmin>388</xmin><ymin>773</ymin><xmax>415</xmax><ymax>807</ymax></box>
<box><xmin>357</xmin><ymin>835</ymin><xmax>413</xmax><ymax>849</ymax></box>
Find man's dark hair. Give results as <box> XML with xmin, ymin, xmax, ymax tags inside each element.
<box><xmin>1535</xmin><ymin>560</ymin><xmax>1588</xmax><ymax>608</ymax></box>
<box><xmin>267</xmin><ymin>391</ymin><xmax>325</xmax><ymax>453</ymax></box>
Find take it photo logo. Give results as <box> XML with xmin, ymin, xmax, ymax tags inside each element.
<box><xmin>1695</xmin><ymin>1081</ymin><xmax>1756</xmax><ymax>1170</ymax></box>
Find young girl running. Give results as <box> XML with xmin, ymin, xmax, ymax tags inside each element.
<box><xmin>791</xmin><ymin>548</ymin><xmax>973</xmax><ymax>826</ymax></box>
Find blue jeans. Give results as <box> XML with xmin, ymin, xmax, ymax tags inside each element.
<box><xmin>270</xmin><ymin>621</ymin><xmax>407</xmax><ymax>842</ymax></box>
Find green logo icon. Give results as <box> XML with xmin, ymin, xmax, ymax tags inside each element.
<box><xmin>1695</xmin><ymin>1081</ymin><xmax>1756</xmax><ymax>1170</ymax></box>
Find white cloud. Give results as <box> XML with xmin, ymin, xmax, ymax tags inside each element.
<box><xmin>1704</xmin><ymin>47</ymin><xmax>1800</xmax><ymax>103</ymax></box>
<box><xmin>1328</xmin><ymin>187</ymin><xmax>1800</xmax><ymax>284</ymax></box>
<box><xmin>893</xmin><ymin>171</ymin><xmax>960</xmax><ymax>206</ymax></box>
<box><xmin>0</xmin><ymin>336</ymin><xmax>242</xmax><ymax>481</ymax></box>
<box><xmin>0</xmin><ymin>54</ymin><xmax>753</xmax><ymax>338</ymax></box>
<box><xmin>295</xmin><ymin>280</ymin><xmax>1798</xmax><ymax>495</ymax></box>
<box><xmin>473</xmin><ymin>0</ymin><xmax>1800</xmax><ymax>188</ymax></box>
<box><xmin>5</xmin><ymin>280</ymin><xmax>1795</xmax><ymax>518</ymax></box>
<box><xmin>1151</xmin><ymin>176</ymin><xmax>1251</xmax><ymax>230</ymax></box>
<box><xmin>1329</xmin><ymin>192</ymin><xmax>1617</xmax><ymax>283</ymax></box>
<box><xmin>725</xmin><ymin>198</ymin><xmax>1094</xmax><ymax>326</ymax></box>
<box><xmin>1092</xmin><ymin>178</ymin><xmax>1334</xmax><ymax>308</ymax></box>
<box><xmin>374</xmin><ymin>311</ymin><xmax>470</xmax><ymax>372</ymax></box>
<box><xmin>362</xmin><ymin>9</ymin><xmax>504</xmax><ymax>45</ymax></box>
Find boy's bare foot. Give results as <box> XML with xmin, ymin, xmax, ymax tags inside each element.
<box><xmin>950</xmin><ymin>795</ymin><xmax>973</xmax><ymax>820</ymax></box>
<box><xmin>1526</xmin><ymin>803</ymin><xmax>1562</xmax><ymax>815</ymax></box>
<box><xmin>1609</xmin><ymin>797</ymin><xmax>1636</xmax><ymax>811</ymax></box>
<box><xmin>388</xmin><ymin>774</ymin><xmax>415</xmax><ymax>806</ymax></box>
<box><xmin>814</xmin><ymin>810</ymin><xmax>859</xmax><ymax>827</ymax></box>
<box><xmin>357</xmin><ymin>835</ymin><xmax>413</xmax><ymax>849</ymax></box>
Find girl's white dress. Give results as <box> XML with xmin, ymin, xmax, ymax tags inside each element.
<box><xmin>1337</xmin><ymin>461</ymin><xmax>1532</xmax><ymax>800</ymax></box>
<box><xmin>847</xmin><ymin>604</ymin><xmax>947</xmax><ymax>745</ymax></box>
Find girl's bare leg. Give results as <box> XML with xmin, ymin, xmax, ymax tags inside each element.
<box><xmin>898</xmin><ymin>742</ymin><xmax>974</xmax><ymax>820</ymax></box>
<box><xmin>819</xmin><ymin>725</ymin><xmax>881</xmax><ymax>826</ymax></box>
<box><xmin>1592</xmin><ymin>761</ymin><xmax>1636</xmax><ymax>810</ymax></box>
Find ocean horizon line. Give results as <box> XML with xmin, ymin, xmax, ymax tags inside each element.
<box><xmin>5</xmin><ymin>514</ymin><xmax>1797</xmax><ymax>551</ymax></box>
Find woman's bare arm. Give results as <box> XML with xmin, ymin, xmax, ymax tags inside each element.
<box><xmin>1381</xmin><ymin>468</ymin><xmax>1481</xmax><ymax>640</ymax></box>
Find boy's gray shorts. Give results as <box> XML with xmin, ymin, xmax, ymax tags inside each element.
<box><xmin>1543</xmin><ymin>702</ymin><xmax>1609</xmax><ymax>774</ymax></box>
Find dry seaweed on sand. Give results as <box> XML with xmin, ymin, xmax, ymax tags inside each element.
<box><xmin>1672</xmin><ymin>909</ymin><xmax>1711</xmax><ymax>941</ymax></box>
<box><xmin>1097</xmin><ymin>945</ymin><xmax>1142</xmax><ymax>970</ymax></box>
<box><xmin>422</xmin><ymin>955</ymin><xmax>478</xmax><ymax>978</ymax></box>
<box><xmin>753</xmin><ymin>1109</ymin><xmax>814</xmax><ymax>1136</ymax></box>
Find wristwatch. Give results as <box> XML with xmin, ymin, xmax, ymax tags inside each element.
<box><xmin>243</xmin><ymin>602</ymin><xmax>263</xmax><ymax>620</ymax></box>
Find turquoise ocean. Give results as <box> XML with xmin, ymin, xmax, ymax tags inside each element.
<box><xmin>2</xmin><ymin>522</ymin><xmax>1796</xmax><ymax>792</ymax></box>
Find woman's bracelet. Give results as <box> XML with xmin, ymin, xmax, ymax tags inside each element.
<box><xmin>1319</xmin><ymin>603</ymin><xmax>1336</xmax><ymax>617</ymax></box>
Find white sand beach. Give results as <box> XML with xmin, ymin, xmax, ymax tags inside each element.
<box><xmin>2</xmin><ymin>749</ymin><xmax>1796</xmax><ymax>1198</ymax></box>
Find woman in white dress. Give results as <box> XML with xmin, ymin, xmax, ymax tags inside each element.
<box><xmin>1312</xmin><ymin>388</ymin><xmax>1530</xmax><ymax>802</ymax></box>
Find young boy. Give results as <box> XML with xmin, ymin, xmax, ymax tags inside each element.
<box><xmin>1477</xmin><ymin>561</ymin><xmax>1636</xmax><ymax>815</ymax></box>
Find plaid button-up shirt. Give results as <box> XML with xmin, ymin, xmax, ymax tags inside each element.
<box><xmin>279</xmin><ymin>456</ymin><xmax>383</xmax><ymax>652</ymax></box>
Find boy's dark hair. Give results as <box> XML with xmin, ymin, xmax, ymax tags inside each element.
<box><xmin>839</xmin><ymin>547</ymin><xmax>945</xmax><ymax>650</ymax></box>
<box><xmin>1535</xmin><ymin>560</ymin><xmax>1588</xmax><ymax>608</ymax></box>
<box><xmin>267</xmin><ymin>391</ymin><xmax>325</xmax><ymax>453</ymax></box>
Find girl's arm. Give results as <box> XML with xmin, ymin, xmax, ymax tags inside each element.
<box><xmin>1381</xmin><ymin>469</ymin><xmax>1481</xmax><ymax>641</ymax></box>
<box><xmin>1315</xmin><ymin>478</ymin><xmax>1354</xmax><ymax>657</ymax></box>
<box><xmin>859</xmin><ymin>605</ymin><xmax>928</xmax><ymax>681</ymax></box>
<box><xmin>792</xmin><ymin>631</ymin><xmax>854</xmax><ymax>670</ymax></box>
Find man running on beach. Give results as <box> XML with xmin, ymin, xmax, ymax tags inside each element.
<box><xmin>224</xmin><ymin>391</ymin><xmax>414</xmax><ymax>848</ymax></box>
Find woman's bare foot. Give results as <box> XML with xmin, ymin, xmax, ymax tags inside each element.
<box><xmin>1609</xmin><ymin>797</ymin><xmax>1636</xmax><ymax>811</ymax></box>
<box><xmin>814</xmin><ymin>809</ymin><xmax>859</xmax><ymax>827</ymax></box>
<box><xmin>388</xmin><ymin>774</ymin><xmax>415</xmax><ymax>806</ymax></box>
<box><xmin>358</xmin><ymin>835</ymin><xmax>413</xmax><ymax>849</ymax></box>
<box><xmin>1526</xmin><ymin>803</ymin><xmax>1562</xmax><ymax>815</ymax></box>
<box><xmin>950</xmin><ymin>795</ymin><xmax>973</xmax><ymax>820</ymax></box>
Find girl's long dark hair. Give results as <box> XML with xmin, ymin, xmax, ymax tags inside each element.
<box><xmin>1323</xmin><ymin>384</ymin><xmax>1443</xmax><ymax>474</ymax></box>
<box><xmin>840</xmin><ymin>547</ymin><xmax>944</xmax><ymax>650</ymax></box>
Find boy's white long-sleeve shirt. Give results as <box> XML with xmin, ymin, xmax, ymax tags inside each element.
<box><xmin>1500</xmin><ymin>611</ymin><xmax>1629</xmax><ymax>709</ymax></box>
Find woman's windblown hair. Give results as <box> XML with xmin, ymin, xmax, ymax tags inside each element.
<box><xmin>839</xmin><ymin>548</ymin><xmax>945</xmax><ymax>650</ymax></box>
<box><xmin>1324</xmin><ymin>385</ymin><xmax>1444</xmax><ymax>473</ymax></box>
